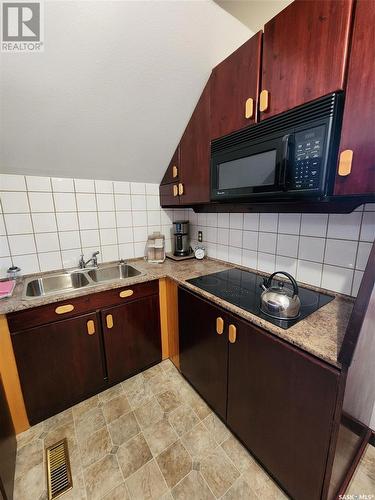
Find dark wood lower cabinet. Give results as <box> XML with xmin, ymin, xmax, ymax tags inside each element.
<box><xmin>179</xmin><ymin>287</ymin><xmax>228</xmax><ymax>420</ymax></box>
<box><xmin>10</xmin><ymin>281</ymin><xmax>162</xmax><ymax>425</ymax></box>
<box><xmin>11</xmin><ymin>313</ymin><xmax>106</xmax><ymax>425</ymax></box>
<box><xmin>227</xmin><ymin>317</ymin><xmax>340</xmax><ymax>500</ymax></box>
<box><xmin>101</xmin><ymin>294</ymin><xmax>161</xmax><ymax>384</ymax></box>
<box><xmin>178</xmin><ymin>287</ymin><xmax>343</xmax><ymax>500</ymax></box>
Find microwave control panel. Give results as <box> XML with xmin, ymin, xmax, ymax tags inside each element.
<box><xmin>290</xmin><ymin>126</ymin><xmax>325</xmax><ymax>190</ymax></box>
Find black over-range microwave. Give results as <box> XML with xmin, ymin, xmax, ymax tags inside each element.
<box><xmin>211</xmin><ymin>93</ymin><xmax>344</xmax><ymax>201</ymax></box>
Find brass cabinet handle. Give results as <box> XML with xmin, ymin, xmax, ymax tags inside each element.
<box><xmin>173</xmin><ymin>184</ymin><xmax>178</xmax><ymax>197</ymax></box>
<box><xmin>245</xmin><ymin>97</ymin><xmax>254</xmax><ymax>119</ymax></box>
<box><xmin>87</xmin><ymin>320</ymin><xmax>95</xmax><ymax>335</ymax></box>
<box><xmin>178</xmin><ymin>183</ymin><xmax>184</xmax><ymax>196</ymax></box>
<box><xmin>216</xmin><ymin>317</ymin><xmax>224</xmax><ymax>335</ymax></box>
<box><xmin>106</xmin><ymin>314</ymin><xmax>113</xmax><ymax>329</ymax></box>
<box><xmin>259</xmin><ymin>90</ymin><xmax>269</xmax><ymax>112</ymax></box>
<box><xmin>338</xmin><ymin>149</ymin><xmax>353</xmax><ymax>176</ymax></box>
<box><xmin>228</xmin><ymin>324</ymin><xmax>237</xmax><ymax>344</ymax></box>
<box><xmin>172</xmin><ymin>165</ymin><xmax>178</xmax><ymax>178</ymax></box>
<box><xmin>55</xmin><ymin>304</ymin><xmax>74</xmax><ymax>314</ymax></box>
<box><xmin>119</xmin><ymin>289</ymin><xmax>134</xmax><ymax>298</ymax></box>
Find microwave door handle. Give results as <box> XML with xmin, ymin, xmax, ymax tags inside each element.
<box><xmin>280</xmin><ymin>134</ymin><xmax>293</xmax><ymax>191</ymax></box>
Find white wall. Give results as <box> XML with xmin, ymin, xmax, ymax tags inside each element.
<box><xmin>215</xmin><ymin>0</ymin><xmax>293</xmax><ymax>32</ymax></box>
<box><xmin>0</xmin><ymin>0</ymin><xmax>252</xmax><ymax>183</ymax></box>
<box><xmin>343</xmin><ymin>288</ymin><xmax>375</xmax><ymax>430</ymax></box>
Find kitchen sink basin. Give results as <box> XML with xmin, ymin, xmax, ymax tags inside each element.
<box><xmin>25</xmin><ymin>272</ymin><xmax>90</xmax><ymax>297</ymax></box>
<box><xmin>22</xmin><ymin>262</ymin><xmax>144</xmax><ymax>299</ymax></box>
<box><xmin>87</xmin><ymin>263</ymin><xmax>141</xmax><ymax>282</ymax></box>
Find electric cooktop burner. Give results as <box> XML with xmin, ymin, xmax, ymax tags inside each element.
<box><xmin>187</xmin><ymin>268</ymin><xmax>334</xmax><ymax>330</ymax></box>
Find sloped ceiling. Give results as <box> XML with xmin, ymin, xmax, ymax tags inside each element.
<box><xmin>0</xmin><ymin>0</ymin><xmax>252</xmax><ymax>183</ymax></box>
<box><xmin>214</xmin><ymin>0</ymin><xmax>293</xmax><ymax>33</ymax></box>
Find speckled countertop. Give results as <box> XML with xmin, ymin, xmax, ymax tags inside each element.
<box><xmin>0</xmin><ymin>258</ymin><xmax>353</xmax><ymax>369</ymax></box>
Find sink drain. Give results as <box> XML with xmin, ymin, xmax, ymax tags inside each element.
<box><xmin>46</xmin><ymin>438</ymin><xmax>73</xmax><ymax>499</ymax></box>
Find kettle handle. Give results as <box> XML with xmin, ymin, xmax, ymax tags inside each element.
<box><xmin>266</xmin><ymin>271</ymin><xmax>299</xmax><ymax>297</ymax></box>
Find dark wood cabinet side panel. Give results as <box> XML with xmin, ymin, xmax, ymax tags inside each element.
<box><xmin>334</xmin><ymin>0</ymin><xmax>375</xmax><ymax>196</ymax></box>
<box><xmin>11</xmin><ymin>312</ymin><xmax>106</xmax><ymax>424</ymax></box>
<box><xmin>179</xmin><ymin>287</ymin><xmax>228</xmax><ymax>420</ymax></box>
<box><xmin>261</xmin><ymin>0</ymin><xmax>353</xmax><ymax>120</ymax></box>
<box><xmin>102</xmin><ymin>294</ymin><xmax>161</xmax><ymax>385</ymax></box>
<box><xmin>180</xmin><ymin>80</ymin><xmax>211</xmax><ymax>205</ymax></box>
<box><xmin>210</xmin><ymin>32</ymin><xmax>262</xmax><ymax>139</ymax></box>
<box><xmin>227</xmin><ymin>317</ymin><xmax>341</xmax><ymax>500</ymax></box>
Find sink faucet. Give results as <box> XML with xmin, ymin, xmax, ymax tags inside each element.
<box><xmin>79</xmin><ymin>251</ymin><xmax>100</xmax><ymax>269</ymax></box>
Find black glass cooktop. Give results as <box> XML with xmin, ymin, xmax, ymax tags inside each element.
<box><xmin>187</xmin><ymin>268</ymin><xmax>334</xmax><ymax>329</ymax></box>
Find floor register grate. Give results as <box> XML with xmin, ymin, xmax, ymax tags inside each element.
<box><xmin>46</xmin><ymin>438</ymin><xmax>73</xmax><ymax>499</ymax></box>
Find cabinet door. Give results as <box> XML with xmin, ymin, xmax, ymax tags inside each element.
<box><xmin>102</xmin><ymin>295</ymin><xmax>161</xmax><ymax>385</ymax></box>
<box><xmin>161</xmin><ymin>147</ymin><xmax>180</xmax><ymax>185</ymax></box>
<box><xmin>210</xmin><ymin>32</ymin><xmax>262</xmax><ymax>139</ymax></box>
<box><xmin>11</xmin><ymin>313</ymin><xmax>105</xmax><ymax>424</ymax></box>
<box><xmin>227</xmin><ymin>318</ymin><xmax>340</xmax><ymax>500</ymax></box>
<box><xmin>179</xmin><ymin>288</ymin><xmax>228</xmax><ymax>420</ymax></box>
<box><xmin>179</xmin><ymin>80</ymin><xmax>211</xmax><ymax>205</ymax></box>
<box><xmin>334</xmin><ymin>0</ymin><xmax>375</xmax><ymax>196</ymax></box>
<box><xmin>159</xmin><ymin>182</ymin><xmax>179</xmax><ymax>208</ymax></box>
<box><xmin>261</xmin><ymin>0</ymin><xmax>353</xmax><ymax>120</ymax></box>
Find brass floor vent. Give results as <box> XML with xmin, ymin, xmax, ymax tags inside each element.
<box><xmin>46</xmin><ymin>438</ymin><xmax>73</xmax><ymax>499</ymax></box>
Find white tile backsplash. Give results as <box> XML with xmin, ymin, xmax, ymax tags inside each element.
<box><xmin>52</xmin><ymin>178</ymin><xmax>74</xmax><ymax>192</ymax></box>
<box><xmin>32</xmin><ymin>213</ymin><xmax>57</xmax><ymax>233</ymax></box>
<box><xmin>4</xmin><ymin>214</ymin><xmax>33</xmax><ymax>234</ymax></box>
<box><xmin>54</xmin><ymin>192</ymin><xmax>77</xmax><ymax>212</ymax></box>
<box><xmin>28</xmin><ymin>192</ymin><xmax>54</xmax><ymax>213</ymax></box>
<box><xmin>0</xmin><ymin>174</ymin><xmax>372</xmax><ymax>297</ymax></box>
<box><xmin>26</xmin><ymin>176</ymin><xmax>51</xmax><ymax>192</ymax></box>
<box><xmin>0</xmin><ymin>174</ymin><xmax>26</xmax><ymax>191</ymax></box>
<box><xmin>188</xmin><ymin>203</ymin><xmax>374</xmax><ymax>297</ymax></box>
<box><xmin>0</xmin><ymin>174</ymin><xmax>163</xmax><ymax>278</ymax></box>
<box><xmin>324</xmin><ymin>239</ymin><xmax>357</xmax><ymax>268</ymax></box>
<box><xmin>327</xmin><ymin>212</ymin><xmax>362</xmax><ymax>240</ymax></box>
<box><xmin>1</xmin><ymin>192</ymin><xmax>29</xmax><ymax>213</ymax></box>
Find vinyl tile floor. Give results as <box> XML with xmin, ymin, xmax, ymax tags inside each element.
<box><xmin>13</xmin><ymin>359</ymin><xmax>290</xmax><ymax>500</ymax></box>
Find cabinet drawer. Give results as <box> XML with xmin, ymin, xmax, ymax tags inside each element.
<box><xmin>7</xmin><ymin>279</ymin><xmax>159</xmax><ymax>332</ymax></box>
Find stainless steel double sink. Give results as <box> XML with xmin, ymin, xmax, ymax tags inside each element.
<box><xmin>23</xmin><ymin>263</ymin><xmax>143</xmax><ymax>299</ymax></box>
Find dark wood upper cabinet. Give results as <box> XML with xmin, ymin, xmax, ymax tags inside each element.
<box><xmin>260</xmin><ymin>0</ymin><xmax>353</xmax><ymax>120</ymax></box>
<box><xmin>334</xmin><ymin>0</ymin><xmax>375</xmax><ymax>196</ymax></box>
<box><xmin>101</xmin><ymin>294</ymin><xmax>161</xmax><ymax>385</ymax></box>
<box><xmin>11</xmin><ymin>312</ymin><xmax>106</xmax><ymax>424</ymax></box>
<box><xmin>210</xmin><ymin>32</ymin><xmax>262</xmax><ymax>140</ymax></box>
<box><xmin>179</xmin><ymin>80</ymin><xmax>211</xmax><ymax>205</ymax></box>
<box><xmin>226</xmin><ymin>317</ymin><xmax>341</xmax><ymax>500</ymax></box>
<box><xmin>179</xmin><ymin>288</ymin><xmax>228</xmax><ymax>420</ymax></box>
<box><xmin>159</xmin><ymin>182</ymin><xmax>180</xmax><ymax>207</ymax></box>
<box><xmin>161</xmin><ymin>146</ymin><xmax>180</xmax><ymax>185</ymax></box>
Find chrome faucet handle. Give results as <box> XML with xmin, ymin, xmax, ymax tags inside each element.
<box><xmin>92</xmin><ymin>251</ymin><xmax>100</xmax><ymax>267</ymax></box>
<box><xmin>79</xmin><ymin>254</ymin><xmax>85</xmax><ymax>268</ymax></box>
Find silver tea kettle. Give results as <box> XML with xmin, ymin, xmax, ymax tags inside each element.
<box><xmin>260</xmin><ymin>271</ymin><xmax>301</xmax><ymax>320</ymax></box>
